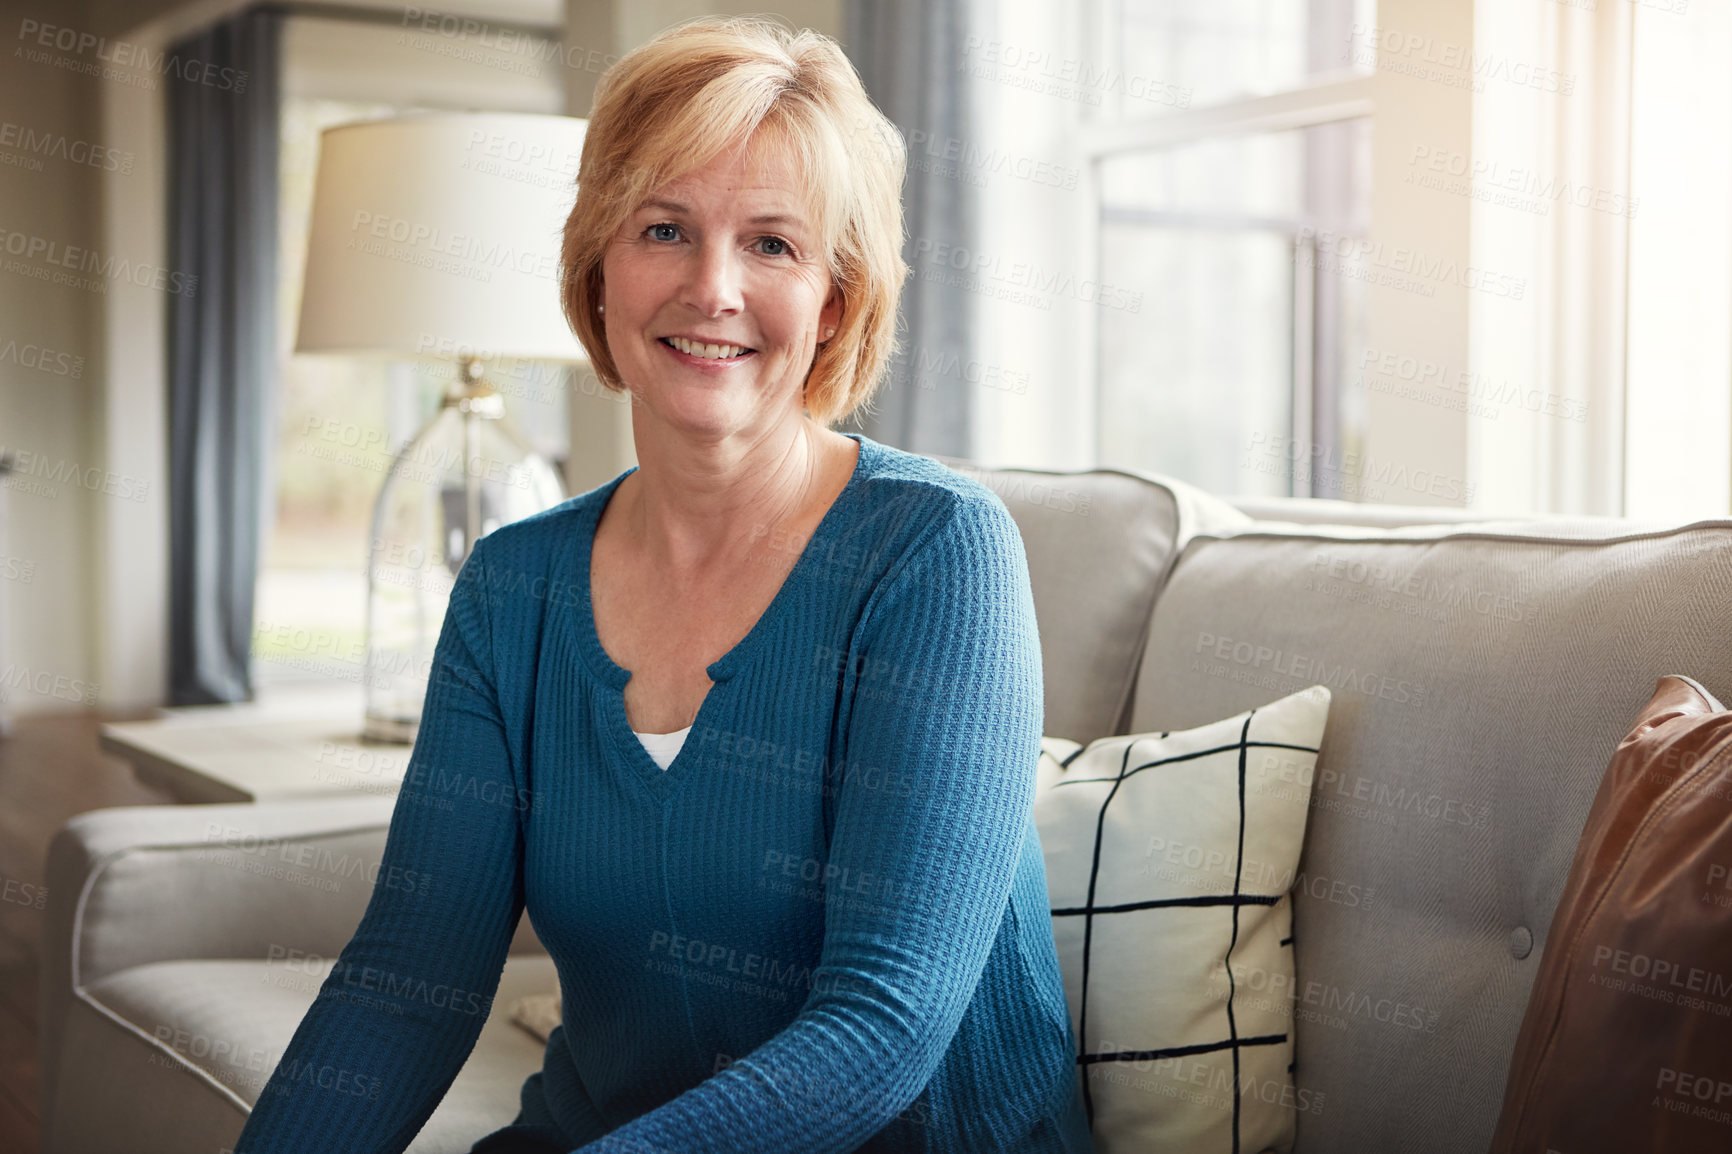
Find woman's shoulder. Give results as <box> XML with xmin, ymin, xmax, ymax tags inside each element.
<box><xmin>850</xmin><ymin>434</ymin><xmax>1023</xmax><ymax>551</ymax></box>
<box><xmin>845</xmin><ymin>439</ymin><xmax>1037</xmax><ymax>641</ymax></box>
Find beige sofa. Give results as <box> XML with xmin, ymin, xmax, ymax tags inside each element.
<box><xmin>41</xmin><ymin>460</ymin><xmax>1732</xmax><ymax>1152</ymax></box>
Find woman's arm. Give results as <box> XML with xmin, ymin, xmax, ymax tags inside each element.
<box><xmin>233</xmin><ymin>534</ymin><xmax>536</xmax><ymax>1152</ymax></box>
<box><xmin>577</xmin><ymin>494</ymin><xmax>1045</xmax><ymax>1153</ymax></box>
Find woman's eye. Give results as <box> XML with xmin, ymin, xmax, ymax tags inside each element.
<box><xmin>755</xmin><ymin>236</ymin><xmax>790</xmax><ymax>257</ymax></box>
<box><xmin>647</xmin><ymin>223</ymin><xmax>680</xmax><ymax>242</ymax></box>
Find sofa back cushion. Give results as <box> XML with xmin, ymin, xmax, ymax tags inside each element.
<box><xmin>1125</xmin><ymin>516</ymin><xmax>1732</xmax><ymax>1152</ymax></box>
<box><xmin>934</xmin><ymin>459</ymin><xmax>1249</xmax><ymax>746</ymax></box>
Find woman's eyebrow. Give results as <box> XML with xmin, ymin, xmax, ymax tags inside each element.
<box><xmin>633</xmin><ymin>201</ymin><xmax>805</xmax><ymax>230</ymax></box>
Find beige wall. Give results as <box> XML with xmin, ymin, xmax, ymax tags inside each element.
<box><xmin>1</xmin><ymin>0</ymin><xmax>106</xmax><ymax>720</ymax></box>
<box><xmin>1361</xmin><ymin>0</ymin><xmax>1476</xmax><ymax>507</ymax></box>
<box><xmin>5</xmin><ymin>0</ymin><xmax>258</xmax><ymax>719</ymax></box>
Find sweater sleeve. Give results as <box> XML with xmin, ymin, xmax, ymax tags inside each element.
<box><xmin>575</xmin><ymin>495</ymin><xmax>1045</xmax><ymax>1153</ymax></box>
<box><xmin>233</xmin><ymin>533</ymin><xmax>531</xmax><ymax>1153</ymax></box>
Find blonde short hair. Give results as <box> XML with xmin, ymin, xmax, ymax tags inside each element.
<box><xmin>559</xmin><ymin>16</ymin><xmax>908</xmax><ymax>427</ymax></box>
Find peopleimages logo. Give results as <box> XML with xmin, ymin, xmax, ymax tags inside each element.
<box><xmin>399</xmin><ymin>7</ymin><xmax>619</xmax><ymax>77</ymax></box>
<box><xmin>1405</xmin><ymin>145</ymin><xmax>1638</xmax><ymax>220</ymax></box>
<box><xmin>0</xmin><ymin>120</ymin><xmax>134</xmax><ymax>173</ymax></box>
<box><xmin>1296</xmin><ymin>225</ymin><xmax>1526</xmax><ymax>300</ymax></box>
<box><xmin>904</xmin><ymin>344</ymin><xmax>1030</xmax><ymax>396</ymax></box>
<box><xmin>1656</xmin><ymin>1066</ymin><xmax>1732</xmax><ymax>1128</ymax></box>
<box><xmin>0</xmin><ymin>445</ymin><xmax>150</xmax><ymax>502</ymax></box>
<box><xmin>0</xmin><ymin>227</ymin><xmax>198</xmax><ymax>297</ymax></box>
<box><xmin>1244</xmin><ymin>431</ymin><xmax>1478</xmax><ymax>504</ymax></box>
<box><xmin>960</xmin><ymin>35</ymin><xmax>1192</xmax><ymax>109</ymax></box>
<box><xmin>0</xmin><ymin>663</ymin><xmax>98</xmax><ymax>705</ymax></box>
<box><xmin>1345</xmin><ymin>23</ymin><xmax>1576</xmax><ymax>95</ymax></box>
<box><xmin>910</xmin><ymin>237</ymin><xmax>1143</xmax><ymax>313</ymax></box>
<box><xmin>1590</xmin><ymin>944</ymin><xmax>1732</xmax><ymax>1001</ymax></box>
<box><xmin>1357</xmin><ymin>347</ymin><xmax>1588</xmax><ymax>424</ymax></box>
<box><xmin>906</xmin><ymin>129</ymin><xmax>1079</xmax><ymax>191</ymax></box>
<box><xmin>15</xmin><ymin>18</ymin><xmax>250</xmax><ymax>92</ymax></box>
<box><xmin>1307</xmin><ymin>550</ymin><xmax>1539</xmax><ymax>625</ymax></box>
<box><xmin>1193</xmin><ymin>630</ymin><xmax>1427</xmax><ymax>707</ymax></box>
<box><xmin>0</xmin><ymin>336</ymin><xmax>84</xmax><ymax>378</ymax></box>
<box><xmin>345</xmin><ymin>210</ymin><xmax>558</xmax><ymax>283</ymax></box>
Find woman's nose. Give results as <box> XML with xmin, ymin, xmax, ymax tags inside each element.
<box><xmin>682</xmin><ymin>239</ymin><xmax>743</xmax><ymax>317</ymax></box>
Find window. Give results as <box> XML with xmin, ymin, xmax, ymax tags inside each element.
<box><xmin>1111</xmin><ymin>0</ymin><xmax>1365</xmax><ymax>111</ymax></box>
<box><xmin>1086</xmin><ymin>0</ymin><xmax>1376</xmax><ymax>498</ymax></box>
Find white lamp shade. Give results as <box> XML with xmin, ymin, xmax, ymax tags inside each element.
<box><xmin>297</xmin><ymin>112</ymin><xmax>588</xmax><ymax>363</ymax></box>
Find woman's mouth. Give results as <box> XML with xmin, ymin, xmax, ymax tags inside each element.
<box><xmin>660</xmin><ymin>336</ymin><xmax>755</xmax><ymax>360</ymax></box>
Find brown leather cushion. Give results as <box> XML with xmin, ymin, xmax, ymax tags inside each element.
<box><xmin>1491</xmin><ymin>675</ymin><xmax>1732</xmax><ymax>1152</ymax></box>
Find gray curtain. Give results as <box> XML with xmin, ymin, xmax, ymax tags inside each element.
<box><xmin>167</xmin><ymin>7</ymin><xmax>282</xmax><ymax>705</ymax></box>
<box><xmin>840</xmin><ymin>0</ymin><xmax>982</xmax><ymax>459</ymax></box>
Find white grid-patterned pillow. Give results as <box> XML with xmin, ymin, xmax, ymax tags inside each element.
<box><xmin>1034</xmin><ymin>685</ymin><xmax>1332</xmax><ymax>1154</ymax></box>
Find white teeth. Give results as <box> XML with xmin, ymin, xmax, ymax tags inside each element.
<box><xmin>668</xmin><ymin>336</ymin><xmax>749</xmax><ymax>359</ymax></box>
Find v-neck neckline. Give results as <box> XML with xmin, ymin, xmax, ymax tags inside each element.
<box><xmin>568</xmin><ymin>432</ymin><xmax>873</xmax><ymax>790</ymax></box>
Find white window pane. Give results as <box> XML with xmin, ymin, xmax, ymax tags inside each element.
<box><xmin>1101</xmin><ymin>131</ymin><xmax>1306</xmax><ymax>220</ymax></box>
<box><xmin>1100</xmin><ymin>117</ymin><xmax>1371</xmax><ymax>228</ymax></box>
<box><xmin>1114</xmin><ymin>0</ymin><xmax>1376</xmax><ymax>114</ymax></box>
<box><xmin>1098</xmin><ymin>228</ymin><xmax>1294</xmax><ymax>496</ymax></box>
<box><xmin>1096</xmin><ymin>120</ymin><xmax>1371</xmax><ymax>499</ymax></box>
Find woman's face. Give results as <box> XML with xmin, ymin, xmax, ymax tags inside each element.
<box><xmin>599</xmin><ymin>139</ymin><xmax>841</xmax><ymax>437</ymax></box>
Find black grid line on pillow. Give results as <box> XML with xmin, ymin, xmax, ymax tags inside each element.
<box><xmin>1053</xmin><ymin>712</ymin><xmax>1321</xmax><ymax>1152</ymax></box>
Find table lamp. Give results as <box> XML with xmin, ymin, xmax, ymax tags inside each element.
<box><xmin>297</xmin><ymin>111</ymin><xmax>588</xmax><ymax>742</ymax></box>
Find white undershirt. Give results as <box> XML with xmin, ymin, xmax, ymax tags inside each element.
<box><xmin>632</xmin><ymin>724</ymin><xmax>693</xmax><ymax>771</ymax></box>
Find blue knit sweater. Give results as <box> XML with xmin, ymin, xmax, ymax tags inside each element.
<box><xmin>234</xmin><ymin>432</ymin><xmax>1093</xmax><ymax>1153</ymax></box>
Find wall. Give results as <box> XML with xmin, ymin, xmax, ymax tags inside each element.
<box><xmin>1359</xmin><ymin>0</ymin><xmax>1476</xmax><ymax>507</ymax></box>
<box><xmin>1</xmin><ymin>0</ymin><xmax>105</xmax><ymax>721</ymax></box>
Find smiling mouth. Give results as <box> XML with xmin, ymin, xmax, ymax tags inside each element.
<box><xmin>661</xmin><ymin>337</ymin><xmax>755</xmax><ymax>360</ymax></box>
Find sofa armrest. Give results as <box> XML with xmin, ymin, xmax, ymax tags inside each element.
<box><xmin>40</xmin><ymin>797</ymin><xmax>390</xmax><ymax>1118</ymax></box>
<box><xmin>47</xmin><ymin>795</ymin><xmax>397</xmax><ymax>978</ymax></box>
<box><xmin>39</xmin><ymin>796</ymin><xmax>546</xmax><ymax>1127</ymax></box>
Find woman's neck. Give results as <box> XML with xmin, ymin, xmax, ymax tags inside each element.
<box><xmin>618</xmin><ymin>412</ymin><xmax>851</xmax><ymax>578</ymax></box>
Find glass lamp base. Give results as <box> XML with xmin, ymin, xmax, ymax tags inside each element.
<box><xmin>362</xmin><ymin>361</ymin><xmax>567</xmax><ymax>750</ymax></box>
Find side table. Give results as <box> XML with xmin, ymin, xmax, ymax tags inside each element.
<box><xmin>99</xmin><ymin>683</ymin><xmax>412</xmax><ymax>803</ymax></box>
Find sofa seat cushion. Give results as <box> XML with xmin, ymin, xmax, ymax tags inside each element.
<box><xmin>56</xmin><ymin>953</ymin><xmax>556</xmax><ymax>1153</ymax></box>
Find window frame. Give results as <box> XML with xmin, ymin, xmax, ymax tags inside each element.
<box><xmin>1079</xmin><ymin>2</ymin><xmax>1377</xmax><ymax>498</ymax></box>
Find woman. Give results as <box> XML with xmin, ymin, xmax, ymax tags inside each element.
<box><xmin>235</xmin><ymin>16</ymin><xmax>1090</xmax><ymax>1153</ymax></box>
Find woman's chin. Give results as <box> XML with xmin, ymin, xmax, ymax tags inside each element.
<box><xmin>636</xmin><ymin>385</ymin><xmax>796</xmax><ymax>436</ymax></box>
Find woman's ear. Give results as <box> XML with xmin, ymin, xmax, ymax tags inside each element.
<box><xmin>819</xmin><ymin>285</ymin><xmax>843</xmax><ymax>340</ymax></box>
